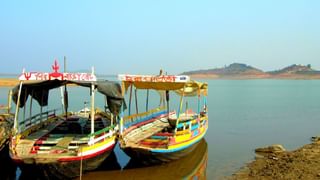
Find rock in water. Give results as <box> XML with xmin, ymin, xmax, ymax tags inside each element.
<box><xmin>311</xmin><ymin>136</ymin><xmax>320</xmax><ymax>142</ymax></box>
<box><xmin>255</xmin><ymin>144</ymin><xmax>286</xmax><ymax>154</ymax></box>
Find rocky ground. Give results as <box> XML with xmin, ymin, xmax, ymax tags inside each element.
<box><xmin>231</xmin><ymin>137</ymin><xmax>320</xmax><ymax>180</ymax></box>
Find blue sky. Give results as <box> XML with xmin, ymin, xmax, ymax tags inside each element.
<box><xmin>0</xmin><ymin>0</ymin><xmax>319</xmax><ymax>74</ymax></box>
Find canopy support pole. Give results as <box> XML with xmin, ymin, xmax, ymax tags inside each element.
<box><xmin>29</xmin><ymin>90</ymin><xmax>33</xmax><ymax>127</ymax></box>
<box><xmin>166</xmin><ymin>90</ymin><xmax>169</xmax><ymax>117</ymax></box>
<box><xmin>7</xmin><ymin>90</ymin><xmax>12</xmax><ymax>114</ymax></box>
<box><xmin>120</xmin><ymin>105</ymin><xmax>124</xmax><ymax>135</ymax></box>
<box><xmin>197</xmin><ymin>88</ymin><xmax>201</xmax><ymax>118</ymax></box>
<box><xmin>135</xmin><ymin>88</ymin><xmax>138</xmax><ymax>114</ymax></box>
<box><xmin>14</xmin><ymin>69</ymin><xmax>25</xmax><ymax>134</ymax></box>
<box><xmin>128</xmin><ymin>84</ymin><xmax>133</xmax><ymax>116</ymax></box>
<box><xmin>60</xmin><ymin>87</ymin><xmax>64</xmax><ymax>114</ymax></box>
<box><xmin>175</xmin><ymin>86</ymin><xmax>185</xmax><ymax>135</ymax></box>
<box><xmin>22</xmin><ymin>88</ymin><xmax>27</xmax><ymax>130</ymax></box>
<box><xmin>40</xmin><ymin>89</ymin><xmax>44</xmax><ymax>123</ymax></box>
<box><xmin>146</xmin><ymin>89</ymin><xmax>149</xmax><ymax>112</ymax></box>
<box><xmin>120</xmin><ymin>82</ymin><xmax>126</xmax><ymax>135</ymax></box>
<box><xmin>90</xmin><ymin>67</ymin><xmax>96</xmax><ymax>135</ymax></box>
<box><xmin>64</xmin><ymin>56</ymin><xmax>68</xmax><ymax>119</ymax></box>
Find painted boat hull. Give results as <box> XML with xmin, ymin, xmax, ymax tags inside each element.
<box><xmin>15</xmin><ymin>144</ymin><xmax>115</xmax><ymax>179</ymax></box>
<box><xmin>123</xmin><ymin>140</ymin><xmax>201</xmax><ymax>165</ymax></box>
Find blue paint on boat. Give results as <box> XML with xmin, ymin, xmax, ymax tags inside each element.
<box><xmin>191</xmin><ymin>124</ymin><xmax>199</xmax><ymax>131</ymax></box>
<box><xmin>150</xmin><ymin>136</ymin><xmax>168</xmax><ymax>140</ymax></box>
<box><xmin>193</xmin><ymin>129</ymin><xmax>199</xmax><ymax>136</ymax></box>
<box><xmin>124</xmin><ymin>110</ymin><xmax>167</xmax><ymax>128</ymax></box>
<box><xmin>150</xmin><ymin>132</ymin><xmax>206</xmax><ymax>153</ymax></box>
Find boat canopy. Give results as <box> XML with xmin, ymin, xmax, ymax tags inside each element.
<box><xmin>118</xmin><ymin>74</ymin><xmax>208</xmax><ymax>96</ymax></box>
<box><xmin>174</xmin><ymin>81</ymin><xmax>208</xmax><ymax>97</ymax></box>
<box><xmin>12</xmin><ymin>80</ymin><xmax>124</xmax><ymax>115</ymax></box>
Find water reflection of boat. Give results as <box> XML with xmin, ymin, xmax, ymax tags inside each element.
<box><xmin>9</xmin><ymin>61</ymin><xmax>124</xmax><ymax>179</ymax></box>
<box><xmin>81</xmin><ymin>139</ymin><xmax>208</xmax><ymax>180</ymax></box>
<box><xmin>117</xmin><ymin>74</ymin><xmax>208</xmax><ymax>164</ymax></box>
<box><xmin>0</xmin><ymin>145</ymin><xmax>17</xmax><ymax>180</ymax></box>
<box><xmin>0</xmin><ymin>91</ymin><xmax>16</xmax><ymax>180</ymax></box>
<box><xmin>18</xmin><ymin>150</ymin><xmax>122</xmax><ymax>179</ymax></box>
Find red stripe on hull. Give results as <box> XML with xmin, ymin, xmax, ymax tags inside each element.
<box><xmin>11</xmin><ymin>143</ymin><xmax>116</xmax><ymax>163</ymax></box>
<box><xmin>58</xmin><ymin>143</ymin><xmax>115</xmax><ymax>162</ymax></box>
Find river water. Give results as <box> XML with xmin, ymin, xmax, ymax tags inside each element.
<box><xmin>1</xmin><ymin>79</ymin><xmax>320</xmax><ymax>179</ymax></box>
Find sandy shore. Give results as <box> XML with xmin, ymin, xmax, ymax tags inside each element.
<box><xmin>0</xmin><ymin>78</ymin><xmax>19</xmax><ymax>87</ymax></box>
<box><xmin>231</xmin><ymin>137</ymin><xmax>320</xmax><ymax>179</ymax></box>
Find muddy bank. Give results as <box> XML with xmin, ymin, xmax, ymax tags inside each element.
<box><xmin>231</xmin><ymin>138</ymin><xmax>320</xmax><ymax>180</ymax></box>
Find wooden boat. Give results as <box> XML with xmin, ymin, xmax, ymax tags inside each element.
<box><xmin>9</xmin><ymin>60</ymin><xmax>124</xmax><ymax>178</ymax></box>
<box><xmin>118</xmin><ymin>74</ymin><xmax>208</xmax><ymax>164</ymax></box>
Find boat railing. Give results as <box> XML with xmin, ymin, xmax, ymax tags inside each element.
<box><xmin>174</xmin><ymin>115</ymin><xmax>208</xmax><ymax>135</ymax></box>
<box><xmin>123</xmin><ymin>106</ymin><xmax>167</xmax><ymax>128</ymax></box>
<box><xmin>88</xmin><ymin>124</ymin><xmax>116</xmax><ymax>145</ymax></box>
<box><xmin>19</xmin><ymin>108</ymin><xmax>59</xmax><ymax>130</ymax></box>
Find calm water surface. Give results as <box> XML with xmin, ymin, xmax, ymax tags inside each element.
<box><xmin>1</xmin><ymin>79</ymin><xmax>320</xmax><ymax>179</ymax></box>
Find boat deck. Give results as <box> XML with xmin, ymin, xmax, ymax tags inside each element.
<box><xmin>15</xmin><ymin>115</ymin><xmax>110</xmax><ymax>159</ymax></box>
<box><xmin>123</xmin><ymin>117</ymin><xmax>170</xmax><ymax>148</ymax></box>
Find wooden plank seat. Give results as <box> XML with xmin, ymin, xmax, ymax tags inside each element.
<box><xmin>52</xmin><ymin>135</ymin><xmax>74</xmax><ymax>150</ymax></box>
<box><xmin>124</xmin><ymin>118</ymin><xmax>170</xmax><ymax>147</ymax></box>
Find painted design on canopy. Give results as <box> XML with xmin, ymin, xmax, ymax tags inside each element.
<box><xmin>119</xmin><ymin>74</ymin><xmax>207</xmax><ymax>96</ymax></box>
<box><xmin>19</xmin><ymin>60</ymin><xmax>96</xmax><ymax>81</ymax></box>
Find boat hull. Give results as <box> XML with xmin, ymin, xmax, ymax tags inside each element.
<box><xmin>123</xmin><ymin>140</ymin><xmax>201</xmax><ymax>165</ymax></box>
<box><xmin>15</xmin><ymin>144</ymin><xmax>115</xmax><ymax>179</ymax></box>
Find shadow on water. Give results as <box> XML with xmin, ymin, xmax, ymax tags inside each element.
<box><xmin>1</xmin><ymin>139</ymin><xmax>207</xmax><ymax>180</ymax></box>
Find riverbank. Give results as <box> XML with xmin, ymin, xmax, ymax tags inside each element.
<box><xmin>231</xmin><ymin>137</ymin><xmax>320</xmax><ymax>179</ymax></box>
<box><xmin>0</xmin><ymin>78</ymin><xmax>19</xmax><ymax>87</ymax></box>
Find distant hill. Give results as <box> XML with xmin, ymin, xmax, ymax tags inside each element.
<box><xmin>269</xmin><ymin>64</ymin><xmax>320</xmax><ymax>75</ymax></box>
<box><xmin>182</xmin><ymin>63</ymin><xmax>320</xmax><ymax>79</ymax></box>
<box><xmin>181</xmin><ymin>63</ymin><xmax>269</xmax><ymax>79</ymax></box>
